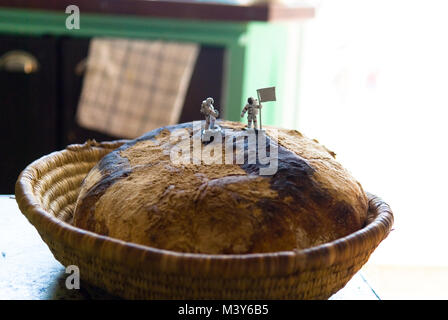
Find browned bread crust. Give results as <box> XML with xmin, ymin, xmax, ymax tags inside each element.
<box><xmin>73</xmin><ymin>121</ymin><xmax>368</xmax><ymax>254</ymax></box>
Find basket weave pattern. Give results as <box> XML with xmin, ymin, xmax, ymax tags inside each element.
<box><xmin>15</xmin><ymin>141</ymin><xmax>393</xmax><ymax>299</ymax></box>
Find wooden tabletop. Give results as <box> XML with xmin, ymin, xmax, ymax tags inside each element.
<box><xmin>0</xmin><ymin>195</ymin><xmax>379</xmax><ymax>300</ymax></box>
<box><xmin>0</xmin><ymin>0</ymin><xmax>315</xmax><ymax>22</ymax></box>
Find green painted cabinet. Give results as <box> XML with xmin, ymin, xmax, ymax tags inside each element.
<box><xmin>0</xmin><ymin>8</ymin><xmax>307</xmax><ymax>128</ymax></box>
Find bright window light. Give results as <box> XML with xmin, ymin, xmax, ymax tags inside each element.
<box><xmin>297</xmin><ymin>0</ymin><xmax>448</xmax><ymax>267</ymax></box>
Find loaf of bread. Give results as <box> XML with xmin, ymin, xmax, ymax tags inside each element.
<box><xmin>73</xmin><ymin>120</ymin><xmax>368</xmax><ymax>254</ymax></box>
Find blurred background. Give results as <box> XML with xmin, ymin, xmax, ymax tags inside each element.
<box><xmin>298</xmin><ymin>0</ymin><xmax>448</xmax><ymax>299</ymax></box>
<box><xmin>1</xmin><ymin>0</ymin><xmax>447</xmax><ymax>299</ymax></box>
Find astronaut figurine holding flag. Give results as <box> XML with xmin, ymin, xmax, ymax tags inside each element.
<box><xmin>241</xmin><ymin>86</ymin><xmax>276</xmax><ymax>130</ymax></box>
<box><xmin>241</xmin><ymin>97</ymin><xmax>262</xmax><ymax>130</ymax></box>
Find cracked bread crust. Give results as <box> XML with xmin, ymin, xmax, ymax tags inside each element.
<box><xmin>73</xmin><ymin>120</ymin><xmax>368</xmax><ymax>254</ymax></box>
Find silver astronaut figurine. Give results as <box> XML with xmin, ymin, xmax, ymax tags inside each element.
<box><xmin>201</xmin><ymin>97</ymin><xmax>219</xmax><ymax>130</ymax></box>
<box><xmin>200</xmin><ymin>97</ymin><xmax>221</xmax><ymax>142</ymax></box>
<box><xmin>241</xmin><ymin>97</ymin><xmax>262</xmax><ymax>129</ymax></box>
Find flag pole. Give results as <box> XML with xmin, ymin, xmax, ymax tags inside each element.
<box><xmin>257</xmin><ymin>90</ymin><xmax>262</xmax><ymax>131</ymax></box>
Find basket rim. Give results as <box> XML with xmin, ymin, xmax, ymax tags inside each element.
<box><xmin>15</xmin><ymin>141</ymin><xmax>394</xmax><ymax>277</ymax></box>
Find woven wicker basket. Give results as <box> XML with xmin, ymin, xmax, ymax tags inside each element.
<box><xmin>15</xmin><ymin>140</ymin><xmax>393</xmax><ymax>299</ymax></box>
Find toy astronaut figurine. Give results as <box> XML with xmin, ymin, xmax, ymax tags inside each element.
<box><xmin>201</xmin><ymin>97</ymin><xmax>219</xmax><ymax>130</ymax></box>
<box><xmin>241</xmin><ymin>97</ymin><xmax>262</xmax><ymax>129</ymax></box>
<box><xmin>200</xmin><ymin>97</ymin><xmax>221</xmax><ymax>142</ymax></box>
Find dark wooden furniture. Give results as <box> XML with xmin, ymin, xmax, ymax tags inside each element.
<box><xmin>0</xmin><ymin>34</ymin><xmax>224</xmax><ymax>193</ymax></box>
<box><xmin>0</xmin><ymin>35</ymin><xmax>58</xmax><ymax>194</ymax></box>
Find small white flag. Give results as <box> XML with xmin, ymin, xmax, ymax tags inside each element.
<box><xmin>257</xmin><ymin>86</ymin><xmax>276</xmax><ymax>103</ymax></box>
